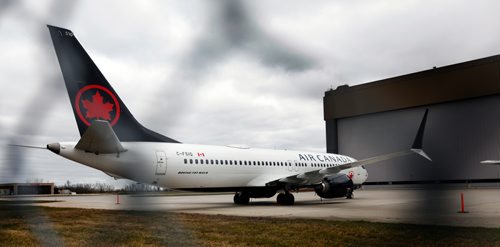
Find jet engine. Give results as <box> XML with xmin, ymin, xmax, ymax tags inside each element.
<box><xmin>315</xmin><ymin>173</ymin><xmax>354</xmax><ymax>198</ymax></box>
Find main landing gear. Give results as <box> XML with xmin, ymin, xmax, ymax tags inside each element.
<box><xmin>346</xmin><ymin>187</ymin><xmax>353</xmax><ymax>199</ymax></box>
<box><xmin>276</xmin><ymin>192</ymin><xmax>294</xmax><ymax>205</ymax></box>
<box><xmin>233</xmin><ymin>191</ymin><xmax>295</xmax><ymax>205</ymax></box>
<box><xmin>233</xmin><ymin>192</ymin><xmax>250</xmax><ymax>205</ymax></box>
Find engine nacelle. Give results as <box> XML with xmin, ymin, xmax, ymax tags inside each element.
<box><xmin>315</xmin><ymin>173</ymin><xmax>354</xmax><ymax>199</ymax></box>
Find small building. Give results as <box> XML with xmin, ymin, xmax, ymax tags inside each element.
<box><xmin>0</xmin><ymin>183</ymin><xmax>55</xmax><ymax>195</ymax></box>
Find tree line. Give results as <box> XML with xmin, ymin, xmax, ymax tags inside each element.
<box><xmin>56</xmin><ymin>180</ymin><xmax>163</xmax><ymax>194</ymax></box>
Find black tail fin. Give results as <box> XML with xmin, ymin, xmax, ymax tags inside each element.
<box><xmin>47</xmin><ymin>25</ymin><xmax>179</xmax><ymax>143</ymax></box>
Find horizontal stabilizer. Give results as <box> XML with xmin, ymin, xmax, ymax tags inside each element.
<box><xmin>75</xmin><ymin>120</ymin><xmax>126</xmax><ymax>154</ymax></box>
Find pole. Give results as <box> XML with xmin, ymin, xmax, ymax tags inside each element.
<box><xmin>460</xmin><ymin>192</ymin><xmax>464</xmax><ymax>213</ymax></box>
<box><xmin>457</xmin><ymin>192</ymin><xmax>468</xmax><ymax>213</ymax></box>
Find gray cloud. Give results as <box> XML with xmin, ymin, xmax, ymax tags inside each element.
<box><xmin>145</xmin><ymin>0</ymin><xmax>317</xmax><ymax>130</ymax></box>
<box><xmin>2</xmin><ymin>0</ymin><xmax>79</xmax><ymax>183</ymax></box>
<box><xmin>195</xmin><ymin>0</ymin><xmax>315</xmax><ymax>72</ymax></box>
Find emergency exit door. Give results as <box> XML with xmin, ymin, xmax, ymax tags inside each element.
<box><xmin>155</xmin><ymin>151</ymin><xmax>167</xmax><ymax>175</ymax></box>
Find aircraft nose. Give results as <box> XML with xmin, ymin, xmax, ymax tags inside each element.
<box><xmin>47</xmin><ymin>143</ymin><xmax>60</xmax><ymax>154</ymax></box>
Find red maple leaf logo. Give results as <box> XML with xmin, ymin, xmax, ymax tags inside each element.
<box><xmin>82</xmin><ymin>91</ymin><xmax>114</xmax><ymax>121</ymax></box>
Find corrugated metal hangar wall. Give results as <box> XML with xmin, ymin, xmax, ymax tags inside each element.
<box><xmin>324</xmin><ymin>55</ymin><xmax>500</xmax><ymax>183</ymax></box>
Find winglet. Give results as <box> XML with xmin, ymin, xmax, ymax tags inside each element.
<box><xmin>410</xmin><ymin>109</ymin><xmax>431</xmax><ymax>161</ymax></box>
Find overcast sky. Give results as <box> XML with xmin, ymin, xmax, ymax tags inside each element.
<box><xmin>1</xmin><ymin>0</ymin><xmax>500</xmax><ymax>186</ymax></box>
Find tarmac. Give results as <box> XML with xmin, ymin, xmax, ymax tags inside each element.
<box><xmin>2</xmin><ymin>188</ymin><xmax>500</xmax><ymax>228</ymax></box>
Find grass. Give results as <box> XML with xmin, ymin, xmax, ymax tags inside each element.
<box><xmin>181</xmin><ymin>214</ymin><xmax>500</xmax><ymax>247</ymax></box>
<box><xmin>1</xmin><ymin>201</ymin><xmax>500</xmax><ymax>246</ymax></box>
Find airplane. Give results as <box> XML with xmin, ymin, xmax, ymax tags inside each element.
<box><xmin>45</xmin><ymin>25</ymin><xmax>431</xmax><ymax>205</ymax></box>
<box><xmin>481</xmin><ymin>160</ymin><xmax>500</xmax><ymax>165</ymax></box>
<box><xmin>480</xmin><ymin>139</ymin><xmax>500</xmax><ymax>164</ymax></box>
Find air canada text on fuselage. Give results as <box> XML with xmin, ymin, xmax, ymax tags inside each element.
<box><xmin>298</xmin><ymin>153</ymin><xmax>353</xmax><ymax>163</ymax></box>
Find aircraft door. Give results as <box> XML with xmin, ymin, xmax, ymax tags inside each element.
<box><xmin>287</xmin><ymin>160</ymin><xmax>293</xmax><ymax>172</ymax></box>
<box><xmin>155</xmin><ymin>151</ymin><xmax>167</xmax><ymax>175</ymax></box>
<box><xmin>293</xmin><ymin>160</ymin><xmax>299</xmax><ymax>172</ymax></box>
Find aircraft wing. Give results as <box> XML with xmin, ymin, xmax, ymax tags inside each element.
<box><xmin>276</xmin><ymin>149</ymin><xmax>430</xmax><ymax>186</ymax></box>
<box><xmin>481</xmin><ymin>160</ymin><xmax>500</xmax><ymax>164</ymax></box>
<box><xmin>269</xmin><ymin>109</ymin><xmax>431</xmax><ymax>187</ymax></box>
<box><xmin>75</xmin><ymin>120</ymin><xmax>127</xmax><ymax>154</ymax></box>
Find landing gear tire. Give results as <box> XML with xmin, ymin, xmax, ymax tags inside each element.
<box><xmin>346</xmin><ymin>188</ymin><xmax>353</xmax><ymax>199</ymax></box>
<box><xmin>233</xmin><ymin>192</ymin><xmax>250</xmax><ymax>205</ymax></box>
<box><xmin>277</xmin><ymin>193</ymin><xmax>295</xmax><ymax>205</ymax></box>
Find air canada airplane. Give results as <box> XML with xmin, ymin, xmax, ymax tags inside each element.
<box><xmin>45</xmin><ymin>25</ymin><xmax>431</xmax><ymax>205</ymax></box>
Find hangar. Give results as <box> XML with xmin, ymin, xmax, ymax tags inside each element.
<box><xmin>324</xmin><ymin>55</ymin><xmax>500</xmax><ymax>184</ymax></box>
<box><xmin>0</xmin><ymin>183</ymin><xmax>55</xmax><ymax>195</ymax></box>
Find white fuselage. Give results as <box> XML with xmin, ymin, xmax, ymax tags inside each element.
<box><xmin>57</xmin><ymin>142</ymin><xmax>368</xmax><ymax>190</ymax></box>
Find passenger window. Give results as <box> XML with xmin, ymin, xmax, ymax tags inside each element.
<box><xmin>190</xmin><ymin>159</ymin><xmax>193</xmax><ymax>164</ymax></box>
<box><xmin>184</xmin><ymin>159</ymin><xmax>187</xmax><ymax>164</ymax></box>
<box><xmin>200</xmin><ymin>160</ymin><xmax>204</xmax><ymax>164</ymax></box>
<box><xmin>195</xmin><ymin>159</ymin><xmax>198</xmax><ymax>164</ymax></box>
<box><xmin>253</xmin><ymin>161</ymin><xmax>256</xmax><ymax>166</ymax></box>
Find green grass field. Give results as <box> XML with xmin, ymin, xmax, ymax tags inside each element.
<box><xmin>1</xmin><ymin>201</ymin><xmax>499</xmax><ymax>246</ymax></box>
